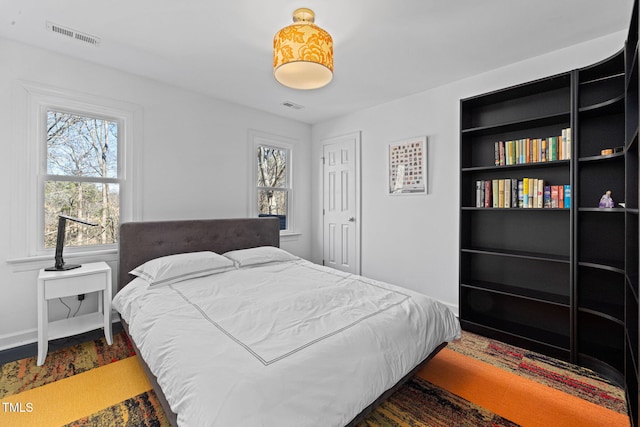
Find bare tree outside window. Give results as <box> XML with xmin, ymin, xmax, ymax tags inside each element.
<box><xmin>44</xmin><ymin>111</ymin><xmax>120</xmax><ymax>248</ymax></box>
<box><xmin>257</xmin><ymin>145</ymin><xmax>289</xmax><ymax>230</ymax></box>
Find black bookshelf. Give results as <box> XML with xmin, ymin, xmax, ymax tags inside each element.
<box><xmin>626</xmin><ymin>0</ymin><xmax>640</xmax><ymax>424</ymax></box>
<box><xmin>575</xmin><ymin>49</ymin><xmax>626</xmax><ymax>384</ymax></box>
<box><xmin>460</xmin><ymin>72</ymin><xmax>573</xmax><ymax>361</ymax></box>
<box><xmin>459</xmin><ymin>2</ymin><xmax>639</xmax><ymax>423</ymax></box>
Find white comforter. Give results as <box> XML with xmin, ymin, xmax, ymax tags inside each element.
<box><xmin>112</xmin><ymin>259</ymin><xmax>460</xmax><ymax>427</ymax></box>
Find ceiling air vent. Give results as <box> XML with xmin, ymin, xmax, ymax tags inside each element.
<box><xmin>46</xmin><ymin>21</ymin><xmax>101</xmax><ymax>46</ymax></box>
<box><xmin>281</xmin><ymin>101</ymin><xmax>304</xmax><ymax>110</ymax></box>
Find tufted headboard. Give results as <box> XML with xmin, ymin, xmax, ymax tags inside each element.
<box><xmin>117</xmin><ymin>217</ymin><xmax>280</xmax><ymax>291</ymax></box>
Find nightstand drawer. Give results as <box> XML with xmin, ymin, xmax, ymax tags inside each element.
<box><xmin>44</xmin><ymin>272</ymin><xmax>107</xmax><ymax>299</ymax></box>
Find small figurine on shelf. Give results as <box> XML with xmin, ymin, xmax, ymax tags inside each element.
<box><xmin>598</xmin><ymin>190</ymin><xmax>615</xmax><ymax>208</ymax></box>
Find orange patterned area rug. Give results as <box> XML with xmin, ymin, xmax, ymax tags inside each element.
<box><xmin>0</xmin><ymin>330</ymin><xmax>630</xmax><ymax>426</ymax></box>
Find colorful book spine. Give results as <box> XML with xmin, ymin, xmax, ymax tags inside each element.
<box><xmin>564</xmin><ymin>184</ymin><xmax>571</xmax><ymax>208</ymax></box>
<box><xmin>490</xmin><ymin>129</ymin><xmax>571</xmax><ymax>166</ymax></box>
<box><xmin>492</xmin><ymin>180</ymin><xmax>499</xmax><ymax>208</ymax></box>
<box><xmin>518</xmin><ymin>180</ymin><xmax>524</xmax><ymax>208</ymax></box>
<box><xmin>523</xmin><ymin>178</ymin><xmax>529</xmax><ymax>208</ymax></box>
<box><xmin>543</xmin><ymin>186</ymin><xmax>551</xmax><ymax>208</ymax></box>
<box><xmin>558</xmin><ymin>185</ymin><xmax>564</xmax><ymax>208</ymax></box>
<box><xmin>536</xmin><ymin>179</ymin><xmax>544</xmax><ymax>208</ymax></box>
<box><xmin>551</xmin><ymin>186</ymin><xmax>559</xmax><ymax>208</ymax></box>
<box><xmin>550</xmin><ymin>137</ymin><xmax>557</xmax><ymax>161</ymax></box>
<box><xmin>476</xmin><ymin>181</ymin><xmax>484</xmax><ymax>207</ymax></box>
<box><xmin>485</xmin><ymin>180</ymin><xmax>491</xmax><ymax>208</ymax></box>
<box><xmin>563</xmin><ymin>128</ymin><xmax>571</xmax><ymax>160</ymax></box>
<box><xmin>504</xmin><ymin>179</ymin><xmax>511</xmax><ymax>208</ymax></box>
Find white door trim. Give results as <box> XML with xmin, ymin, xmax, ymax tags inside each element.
<box><xmin>321</xmin><ymin>131</ymin><xmax>361</xmax><ymax>275</ymax></box>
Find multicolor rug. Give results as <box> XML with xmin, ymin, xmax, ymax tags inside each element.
<box><xmin>0</xmin><ymin>330</ymin><xmax>630</xmax><ymax>426</ymax></box>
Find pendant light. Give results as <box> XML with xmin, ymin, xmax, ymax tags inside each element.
<box><xmin>273</xmin><ymin>8</ymin><xmax>333</xmax><ymax>90</ymax></box>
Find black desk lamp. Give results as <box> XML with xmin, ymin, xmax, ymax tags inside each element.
<box><xmin>45</xmin><ymin>214</ymin><xmax>99</xmax><ymax>271</ymax></box>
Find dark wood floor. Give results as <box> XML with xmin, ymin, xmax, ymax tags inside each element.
<box><xmin>0</xmin><ymin>322</ymin><xmax>123</xmax><ymax>365</ymax></box>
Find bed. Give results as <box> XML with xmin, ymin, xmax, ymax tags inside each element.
<box><xmin>113</xmin><ymin>217</ymin><xmax>461</xmax><ymax>427</ymax></box>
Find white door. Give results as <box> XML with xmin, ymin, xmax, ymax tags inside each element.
<box><xmin>322</xmin><ymin>132</ymin><xmax>361</xmax><ymax>274</ymax></box>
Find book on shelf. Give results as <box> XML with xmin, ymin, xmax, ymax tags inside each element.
<box><xmin>489</xmin><ymin>128</ymin><xmax>571</xmax><ymax>167</ymax></box>
<box><xmin>549</xmin><ymin>137</ymin><xmax>558</xmax><ymax>161</ymax></box>
<box><xmin>558</xmin><ymin>185</ymin><xmax>564</xmax><ymax>208</ymax></box>
<box><xmin>518</xmin><ymin>180</ymin><xmax>524</xmax><ymax>208</ymax></box>
<box><xmin>536</xmin><ymin>179</ymin><xmax>544</xmax><ymax>208</ymax></box>
<box><xmin>504</xmin><ymin>179</ymin><xmax>511</xmax><ymax>208</ymax></box>
<box><xmin>562</xmin><ymin>128</ymin><xmax>571</xmax><ymax>160</ymax></box>
<box><xmin>551</xmin><ymin>186</ymin><xmax>559</xmax><ymax>208</ymax></box>
<box><xmin>564</xmin><ymin>184</ymin><xmax>571</xmax><ymax>208</ymax></box>
<box><xmin>528</xmin><ymin>178</ymin><xmax>536</xmax><ymax>208</ymax></box>
<box><xmin>484</xmin><ymin>180</ymin><xmax>491</xmax><ymax>207</ymax></box>
<box><xmin>544</xmin><ymin>186</ymin><xmax>551</xmax><ymax>208</ymax></box>
<box><xmin>473</xmin><ymin>179</ymin><xmax>570</xmax><ymax>209</ymax></box>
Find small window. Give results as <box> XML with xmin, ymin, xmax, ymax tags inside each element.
<box><xmin>257</xmin><ymin>144</ymin><xmax>290</xmax><ymax>230</ymax></box>
<box><xmin>43</xmin><ymin>110</ymin><xmax>121</xmax><ymax>249</ymax></box>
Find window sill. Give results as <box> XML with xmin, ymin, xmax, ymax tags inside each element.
<box><xmin>280</xmin><ymin>232</ymin><xmax>301</xmax><ymax>242</ymax></box>
<box><xmin>7</xmin><ymin>249</ymin><xmax>118</xmax><ymax>272</ymax></box>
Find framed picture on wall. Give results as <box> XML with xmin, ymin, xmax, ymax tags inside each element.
<box><xmin>388</xmin><ymin>136</ymin><xmax>427</xmax><ymax>195</ymax></box>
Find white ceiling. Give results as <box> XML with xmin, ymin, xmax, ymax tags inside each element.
<box><xmin>0</xmin><ymin>1</ymin><xmax>635</xmax><ymax>124</ymax></box>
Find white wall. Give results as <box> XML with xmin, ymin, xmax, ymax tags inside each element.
<box><xmin>0</xmin><ymin>29</ymin><xmax>629</xmax><ymax>350</ymax></box>
<box><xmin>0</xmin><ymin>38</ymin><xmax>312</xmax><ymax>350</ymax></box>
<box><xmin>310</xmin><ymin>31</ymin><xmax>628</xmax><ymax>315</ymax></box>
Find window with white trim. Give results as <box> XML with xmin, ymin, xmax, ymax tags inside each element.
<box><xmin>251</xmin><ymin>132</ymin><xmax>294</xmax><ymax>232</ymax></box>
<box><xmin>43</xmin><ymin>110</ymin><xmax>121</xmax><ymax>249</ymax></box>
<box><xmin>11</xmin><ymin>82</ymin><xmax>142</xmax><ymax>261</ymax></box>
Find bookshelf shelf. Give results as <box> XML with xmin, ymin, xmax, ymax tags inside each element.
<box><xmin>579</xmin><ymin>152</ymin><xmax>625</xmax><ymax>163</ymax></box>
<box><xmin>578</xmin><ymin>307</ymin><xmax>625</xmax><ymax>326</ymax></box>
<box><xmin>461</xmin><ymin>160</ymin><xmax>569</xmax><ymax>172</ymax></box>
<box><xmin>461</xmin><ymin>280</ymin><xmax>569</xmax><ymax>306</ymax></box>
<box><xmin>461</xmin><ymin>247</ymin><xmax>570</xmax><ymax>263</ymax></box>
<box><xmin>578</xmin><ymin>207</ymin><xmax>625</xmax><ymax>213</ymax></box>
<box><xmin>578</xmin><ymin>260</ymin><xmax>625</xmax><ymax>274</ymax></box>
<box><xmin>460</xmin><ymin>8</ymin><xmax>639</xmax><ymax>421</ymax></box>
<box><xmin>579</xmin><ymin>94</ymin><xmax>625</xmax><ymax>117</ymax></box>
<box><xmin>460</xmin><ymin>113</ymin><xmax>570</xmax><ymax>137</ymax></box>
<box><xmin>461</xmin><ymin>207</ymin><xmax>570</xmax><ymax>211</ymax></box>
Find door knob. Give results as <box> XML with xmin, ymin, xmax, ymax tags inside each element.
<box><xmin>348</xmin><ymin>217</ymin><xmax>355</xmax><ymax>222</ymax></box>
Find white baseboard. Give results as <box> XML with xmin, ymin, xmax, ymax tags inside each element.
<box><xmin>0</xmin><ymin>328</ymin><xmax>38</xmax><ymax>351</ymax></box>
<box><xmin>0</xmin><ymin>315</ymin><xmax>120</xmax><ymax>352</ymax></box>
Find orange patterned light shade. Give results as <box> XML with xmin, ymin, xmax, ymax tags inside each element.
<box><xmin>273</xmin><ymin>8</ymin><xmax>333</xmax><ymax>90</ymax></box>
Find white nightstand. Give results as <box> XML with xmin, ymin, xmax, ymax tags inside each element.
<box><xmin>37</xmin><ymin>261</ymin><xmax>113</xmax><ymax>366</ymax></box>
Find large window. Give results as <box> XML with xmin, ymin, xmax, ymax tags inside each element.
<box><xmin>252</xmin><ymin>132</ymin><xmax>294</xmax><ymax>232</ymax></box>
<box><xmin>43</xmin><ymin>110</ymin><xmax>121</xmax><ymax>249</ymax></box>
<box><xmin>8</xmin><ymin>82</ymin><xmax>140</xmax><ymax>264</ymax></box>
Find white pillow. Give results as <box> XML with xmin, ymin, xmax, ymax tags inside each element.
<box><xmin>130</xmin><ymin>251</ymin><xmax>235</xmax><ymax>286</ymax></box>
<box><xmin>223</xmin><ymin>246</ymin><xmax>299</xmax><ymax>268</ymax></box>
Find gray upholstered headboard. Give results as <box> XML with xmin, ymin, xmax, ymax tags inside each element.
<box><xmin>118</xmin><ymin>217</ymin><xmax>280</xmax><ymax>291</ymax></box>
